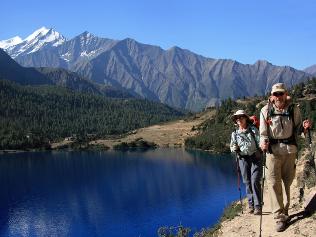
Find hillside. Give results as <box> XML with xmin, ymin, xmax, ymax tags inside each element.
<box><xmin>0</xmin><ymin>49</ymin><xmax>133</xmax><ymax>99</ymax></box>
<box><xmin>0</xmin><ymin>80</ymin><xmax>183</xmax><ymax>149</ymax></box>
<box><xmin>0</xmin><ymin>49</ymin><xmax>52</xmax><ymax>85</ymax></box>
<box><xmin>36</xmin><ymin>67</ymin><xmax>133</xmax><ymax>98</ymax></box>
<box><xmin>86</xmin><ymin>78</ymin><xmax>316</xmax><ymax>152</ymax></box>
<box><xmin>89</xmin><ymin>110</ymin><xmax>215</xmax><ymax>149</ymax></box>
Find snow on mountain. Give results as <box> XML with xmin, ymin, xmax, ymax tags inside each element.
<box><xmin>27</xmin><ymin>28</ymin><xmax>66</xmax><ymax>54</ymax></box>
<box><xmin>12</xmin><ymin>29</ymin><xmax>118</xmax><ymax>70</ymax></box>
<box><xmin>0</xmin><ymin>27</ymin><xmax>66</xmax><ymax>58</ymax></box>
<box><xmin>24</xmin><ymin>26</ymin><xmax>50</xmax><ymax>42</ymax></box>
<box><xmin>0</xmin><ymin>36</ymin><xmax>22</xmax><ymax>49</ymax></box>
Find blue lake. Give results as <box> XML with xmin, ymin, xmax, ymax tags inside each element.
<box><xmin>0</xmin><ymin>149</ymin><xmax>241</xmax><ymax>237</ymax></box>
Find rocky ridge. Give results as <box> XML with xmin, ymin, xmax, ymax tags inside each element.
<box><xmin>1</xmin><ymin>27</ymin><xmax>312</xmax><ymax>111</ymax></box>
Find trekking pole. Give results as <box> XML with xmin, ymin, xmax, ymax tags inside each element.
<box><xmin>259</xmin><ymin>139</ymin><xmax>268</xmax><ymax>237</ymax></box>
<box><xmin>308</xmin><ymin>128</ymin><xmax>312</xmax><ymax>148</ymax></box>
<box><xmin>233</xmin><ymin>128</ymin><xmax>243</xmax><ymax>214</ymax></box>
<box><xmin>235</xmin><ymin>152</ymin><xmax>243</xmax><ymax>214</ymax></box>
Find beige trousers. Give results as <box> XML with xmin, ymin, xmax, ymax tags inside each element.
<box><xmin>266</xmin><ymin>152</ymin><xmax>296</xmax><ymax>218</ymax></box>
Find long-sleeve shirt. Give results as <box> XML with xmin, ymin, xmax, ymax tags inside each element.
<box><xmin>230</xmin><ymin>125</ymin><xmax>260</xmax><ymax>156</ymax></box>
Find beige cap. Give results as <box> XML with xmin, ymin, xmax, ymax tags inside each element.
<box><xmin>271</xmin><ymin>83</ymin><xmax>287</xmax><ymax>94</ymax></box>
<box><xmin>231</xmin><ymin>109</ymin><xmax>250</xmax><ymax>122</ymax></box>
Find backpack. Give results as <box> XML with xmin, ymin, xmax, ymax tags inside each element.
<box><xmin>268</xmin><ymin>103</ymin><xmax>295</xmax><ymax>122</ymax></box>
<box><xmin>249</xmin><ymin>115</ymin><xmax>259</xmax><ymax>129</ymax></box>
<box><xmin>267</xmin><ymin>103</ymin><xmax>297</xmax><ymax>145</ymax></box>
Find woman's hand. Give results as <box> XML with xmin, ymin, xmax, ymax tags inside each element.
<box><xmin>232</xmin><ymin>144</ymin><xmax>240</xmax><ymax>152</ymax></box>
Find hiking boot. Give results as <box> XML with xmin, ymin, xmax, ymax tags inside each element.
<box><xmin>254</xmin><ymin>208</ymin><xmax>262</xmax><ymax>215</ymax></box>
<box><xmin>275</xmin><ymin>220</ymin><xmax>286</xmax><ymax>232</ymax></box>
<box><xmin>248</xmin><ymin>206</ymin><xmax>254</xmax><ymax>214</ymax></box>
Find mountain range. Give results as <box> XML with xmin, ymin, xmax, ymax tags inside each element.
<box><xmin>304</xmin><ymin>64</ymin><xmax>316</xmax><ymax>76</ymax></box>
<box><xmin>0</xmin><ymin>47</ymin><xmax>184</xmax><ymax>148</ymax></box>
<box><xmin>1</xmin><ymin>27</ymin><xmax>314</xmax><ymax>111</ymax></box>
<box><xmin>0</xmin><ymin>49</ymin><xmax>132</xmax><ymax>98</ymax></box>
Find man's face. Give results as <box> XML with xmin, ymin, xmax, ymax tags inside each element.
<box><xmin>272</xmin><ymin>91</ymin><xmax>287</xmax><ymax>108</ymax></box>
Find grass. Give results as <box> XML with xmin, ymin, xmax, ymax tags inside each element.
<box><xmin>157</xmin><ymin>202</ymin><xmax>243</xmax><ymax>237</ymax></box>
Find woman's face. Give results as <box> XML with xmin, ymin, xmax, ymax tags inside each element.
<box><xmin>235</xmin><ymin>115</ymin><xmax>247</xmax><ymax>128</ymax></box>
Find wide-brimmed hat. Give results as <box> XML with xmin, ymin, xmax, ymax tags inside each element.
<box><xmin>231</xmin><ymin>110</ymin><xmax>250</xmax><ymax>123</ymax></box>
<box><xmin>271</xmin><ymin>83</ymin><xmax>287</xmax><ymax>94</ymax></box>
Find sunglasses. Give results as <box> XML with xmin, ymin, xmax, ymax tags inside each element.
<box><xmin>235</xmin><ymin>115</ymin><xmax>246</xmax><ymax>120</ymax></box>
<box><xmin>272</xmin><ymin>92</ymin><xmax>285</xmax><ymax>97</ymax></box>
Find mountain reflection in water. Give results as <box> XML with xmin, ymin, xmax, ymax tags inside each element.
<box><xmin>0</xmin><ymin>149</ymin><xmax>240</xmax><ymax>237</ymax></box>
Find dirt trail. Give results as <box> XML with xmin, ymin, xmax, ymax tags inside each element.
<box><xmin>218</xmin><ymin>150</ymin><xmax>316</xmax><ymax>237</ymax></box>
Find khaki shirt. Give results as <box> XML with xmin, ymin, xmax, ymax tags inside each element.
<box><xmin>259</xmin><ymin>100</ymin><xmax>302</xmax><ymax>154</ymax></box>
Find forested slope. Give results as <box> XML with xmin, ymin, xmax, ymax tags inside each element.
<box><xmin>0</xmin><ymin>80</ymin><xmax>183</xmax><ymax>149</ymax></box>
<box><xmin>185</xmin><ymin>78</ymin><xmax>316</xmax><ymax>152</ymax></box>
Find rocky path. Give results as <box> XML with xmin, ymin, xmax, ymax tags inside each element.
<box><xmin>218</xmin><ymin>150</ymin><xmax>316</xmax><ymax>237</ymax></box>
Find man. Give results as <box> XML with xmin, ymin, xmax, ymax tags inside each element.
<box><xmin>259</xmin><ymin>83</ymin><xmax>311</xmax><ymax>232</ymax></box>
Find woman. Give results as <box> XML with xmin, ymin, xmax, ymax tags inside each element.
<box><xmin>230</xmin><ymin>110</ymin><xmax>262</xmax><ymax>214</ymax></box>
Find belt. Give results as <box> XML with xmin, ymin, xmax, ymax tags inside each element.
<box><xmin>239</xmin><ymin>153</ymin><xmax>256</xmax><ymax>159</ymax></box>
<box><xmin>269</xmin><ymin>138</ymin><xmax>296</xmax><ymax>145</ymax></box>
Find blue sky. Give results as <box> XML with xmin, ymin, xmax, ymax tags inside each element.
<box><xmin>1</xmin><ymin>0</ymin><xmax>316</xmax><ymax>70</ymax></box>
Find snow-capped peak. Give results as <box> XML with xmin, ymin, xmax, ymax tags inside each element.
<box><xmin>0</xmin><ymin>36</ymin><xmax>23</xmax><ymax>49</ymax></box>
<box><xmin>0</xmin><ymin>27</ymin><xmax>66</xmax><ymax>58</ymax></box>
<box><xmin>79</xmin><ymin>31</ymin><xmax>95</xmax><ymax>40</ymax></box>
<box><xmin>46</xmin><ymin>29</ymin><xmax>66</xmax><ymax>46</ymax></box>
<box><xmin>25</xmin><ymin>26</ymin><xmax>50</xmax><ymax>42</ymax></box>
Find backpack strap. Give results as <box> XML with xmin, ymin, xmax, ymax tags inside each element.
<box><xmin>248</xmin><ymin>126</ymin><xmax>260</xmax><ymax>150</ymax></box>
<box><xmin>268</xmin><ymin>103</ymin><xmax>297</xmax><ymax>146</ymax></box>
<box><xmin>269</xmin><ymin>103</ymin><xmax>295</xmax><ymax>119</ymax></box>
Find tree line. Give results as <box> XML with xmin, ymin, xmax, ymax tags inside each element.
<box><xmin>0</xmin><ymin>80</ymin><xmax>183</xmax><ymax>149</ymax></box>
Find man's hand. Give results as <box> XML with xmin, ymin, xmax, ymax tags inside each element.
<box><xmin>303</xmin><ymin>119</ymin><xmax>312</xmax><ymax>130</ymax></box>
<box><xmin>260</xmin><ymin>140</ymin><xmax>269</xmax><ymax>152</ymax></box>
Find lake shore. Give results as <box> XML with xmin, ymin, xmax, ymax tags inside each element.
<box><xmin>0</xmin><ymin>149</ymin><xmax>26</xmax><ymax>154</ymax></box>
<box><xmin>48</xmin><ymin>110</ymin><xmax>215</xmax><ymax>151</ymax></box>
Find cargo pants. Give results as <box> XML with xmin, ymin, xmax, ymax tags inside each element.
<box><xmin>266</xmin><ymin>151</ymin><xmax>296</xmax><ymax>218</ymax></box>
